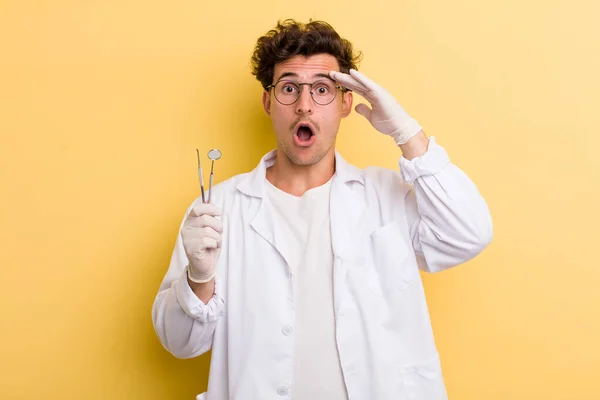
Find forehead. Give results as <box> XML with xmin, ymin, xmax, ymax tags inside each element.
<box><xmin>273</xmin><ymin>54</ymin><xmax>340</xmax><ymax>81</ymax></box>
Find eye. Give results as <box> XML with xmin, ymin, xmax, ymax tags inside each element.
<box><xmin>313</xmin><ymin>83</ymin><xmax>331</xmax><ymax>95</ymax></box>
<box><xmin>281</xmin><ymin>83</ymin><xmax>298</xmax><ymax>94</ymax></box>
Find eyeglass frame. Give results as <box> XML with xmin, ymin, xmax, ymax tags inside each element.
<box><xmin>265</xmin><ymin>77</ymin><xmax>350</xmax><ymax>106</ymax></box>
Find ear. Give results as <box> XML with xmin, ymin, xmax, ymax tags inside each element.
<box><xmin>341</xmin><ymin>90</ymin><xmax>353</xmax><ymax>118</ymax></box>
<box><xmin>262</xmin><ymin>90</ymin><xmax>271</xmax><ymax>116</ymax></box>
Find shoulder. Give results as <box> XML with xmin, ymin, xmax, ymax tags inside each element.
<box><xmin>360</xmin><ymin>164</ymin><xmax>414</xmax><ymax>198</ymax></box>
<box><xmin>336</xmin><ymin>150</ymin><xmax>412</xmax><ymax>196</ymax></box>
<box><xmin>209</xmin><ymin>173</ymin><xmax>249</xmax><ymax>199</ymax></box>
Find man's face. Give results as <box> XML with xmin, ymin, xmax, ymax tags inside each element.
<box><xmin>262</xmin><ymin>54</ymin><xmax>353</xmax><ymax>166</ymax></box>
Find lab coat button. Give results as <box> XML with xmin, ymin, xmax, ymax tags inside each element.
<box><xmin>281</xmin><ymin>325</ymin><xmax>293</xmax><ymax>336</ymax></box>
<box><xmin>277</xmin><ymin>386</ymin><xmax>289</xmax><ymax>396</ymax></box>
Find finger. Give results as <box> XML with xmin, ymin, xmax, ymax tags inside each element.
<box><xmin>199</xmin><ymin>236</ymin><xmax>219</xmax><ymax>250</ymax></box>
<box><xmin>184</xmin><ymin>214</ymin><xmax>223</xmax><ymax>232</ymax></box>
<box><xmin>355</xmin><ymin>103</ymin><xmax>372</xmax><ymax>119</ymax></box>
<box><xmin>331</xmin><ymin>69</ymin><xmax>370</xmax><ymax>90</ymax></box>
<box><xmin>182</xmin><ymin>230</ymin><xmax>222</xmax><ymax>252</ymax></box>
<box><xmin>329</xmin><ymin>71</ymin><xmax>368</xmax><ymax>96</ymax></box>
<box><xmin>189</xmin><ymin>202</ymin><xmax>222</xmax><ymax>218</ymax></box>
<box><xmin>349</xmin><ymin>69</ymin><xmax>381</xmax><ymax>91</ymax></box>
<box><xmin>331</xmin><ymin>73</ymin><xmax>367</xmax><ymax>94</ymax></box>
<box><xmin>182</xmin><ymin>225</ymin><xmax>222</xmax><ymax>243</ymax></box>
<box><xmin>188</xmin><ymin>237</ymin><xmax>219</xmax><ymax>260</ymax></box>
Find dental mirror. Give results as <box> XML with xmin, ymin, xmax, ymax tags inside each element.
<box><xmin>207</xmin><ymin>149</ymin><xmax>222</xmax><ymax>203</ymax></box>
<box><xmin>208</xmin><ymin>149</ymin><xmax>222</xmax><ymax>161</ymax></box>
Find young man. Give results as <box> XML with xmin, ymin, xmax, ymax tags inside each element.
<box><xmin>153</xmin><ymin>19</ymin><xmax>492</xmax><ymax>400</ymax></box>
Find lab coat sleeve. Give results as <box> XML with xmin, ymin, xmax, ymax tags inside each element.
<box><xmin>400</xmin><ymin>136</ymin><xmax>493</xmax><ymax>273</ymax></box>
<box><xmin>151</xmin><ymin>202</ymin><xmax>225</xmax><ymax>359</ymax></box>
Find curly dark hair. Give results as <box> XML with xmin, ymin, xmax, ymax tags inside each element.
<box><xmin>251</xmin><ymin>19</ymin><xmax>362</xmax><ymax>90</ymax></box>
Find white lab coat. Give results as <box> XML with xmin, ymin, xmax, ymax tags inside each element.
<box><xmin>152</xmin><ymin>137</ymin><xmax>493</xmax><ymax>400</ymax></box>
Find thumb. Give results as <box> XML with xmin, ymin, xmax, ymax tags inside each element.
<box><xmin>355</xmin><ymin>103</ymin><xmax>372</xmax><ymax>120</ymax></box>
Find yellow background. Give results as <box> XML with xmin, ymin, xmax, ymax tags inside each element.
<box><xmin>1</xmin><ymin>0</ymin><xmax>599</xmax><ymax>399</ymax></box>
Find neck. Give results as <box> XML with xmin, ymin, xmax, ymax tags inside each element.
<box><xmin>266</xmin><ymin>148</ymin><xmax>335</xmax><ymax>197</ymax></box>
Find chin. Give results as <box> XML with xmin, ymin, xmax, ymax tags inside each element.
<box><xmin>287</xmin><ymin>152</ymin><xmax>315</xmax><ymax>166</ymax></box>
<box><xmin>291</xmin><ymin>157</ymin><xmax>318</xmax><ymax>166</ymax></box>
<box><xmin>288</xmin><ymin>147</ymin><xmax>330</xmax><ymax>167</ymax></box>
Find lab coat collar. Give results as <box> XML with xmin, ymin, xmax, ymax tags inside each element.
<box><xmin>236</xmin><ymin>149</ymin><xmax>365</xmax><ymax>198</ymax></box>
<box><xmin>237</xmin><ymin>148</ymin><xmax>367</xmax><ymax>264</ymax></box>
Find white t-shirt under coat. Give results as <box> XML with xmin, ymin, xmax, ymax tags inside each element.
<box><xmin>266</xmin><ymin>176</ymin><xmax>348</xmax><ymax>400</ymax></box>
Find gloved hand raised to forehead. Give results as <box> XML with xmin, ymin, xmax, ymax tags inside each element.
<box><xmin>181</xmin><ymin>202</ymin><xmax>223</xmax><ymax>283</ymax></box>
<box><xmin>329</xmin><ymin>69</ymin><xmax>422</xmax><ymax>145</ymax></box>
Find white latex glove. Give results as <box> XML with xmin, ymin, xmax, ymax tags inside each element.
<box><xmin>329</xmin><ymin>69</ymin><xmax>422</xmax><ymax>145</ymax></box>
<box><xmin>181</xmin><ymin>202</ymin><xmax>223</xmax><ymax>283</ymax></box>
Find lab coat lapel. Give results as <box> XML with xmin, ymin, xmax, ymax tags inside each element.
<box><xmin>237</xmin><ymin>150</ymin><xmax>293</xmax><ymax>272</ymax></box>
<box><xmin>330</xmin><ymin>151</ymin><xmax>367</xmax><ymax>263</ymax></box>
<box><xmin>250</xmin><ymin>197</ymin><xmax>293</xmax><ymax>272</ymax></box>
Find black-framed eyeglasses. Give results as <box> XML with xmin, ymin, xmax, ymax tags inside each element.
<box><xmin>265</xmin><ymin>78</ymin><xmax>348</xmax><ymax>106</ymax></box>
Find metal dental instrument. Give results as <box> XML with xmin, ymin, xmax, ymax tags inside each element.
<box><xmin>196</xmin><ymin>149</ymin><xmax>206</xmax><ymax>203</ymax></box>
<box><xmin>196</xmin><ymin>148</ymin><xmax>222</xmax><ymax>204</ymax></box>
<box><xmin>207</xmin><ymin>148</ymin><xmax>222</xmax><ymax>204</ymax></box>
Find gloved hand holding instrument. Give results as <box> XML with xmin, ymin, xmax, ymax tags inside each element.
<box><xmin>182</xmin><ymin>149</ymin><xmax>223</xmax><ymax>284</ymax></box>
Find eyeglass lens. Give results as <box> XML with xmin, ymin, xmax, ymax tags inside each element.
<box><xmin>273</xmin><ymin>80</ymin><xmax>338</xmax><ymax>105</ymax></box>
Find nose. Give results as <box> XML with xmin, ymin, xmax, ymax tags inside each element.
<box><xmin>295</xmin><ymin>84</ymin><xmax>313</xmax><ymax>115</ymax></box>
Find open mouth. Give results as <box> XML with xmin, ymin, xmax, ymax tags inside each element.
<box><xmin>295</xmin><ymin>123</ymin><xmax>315</xmax><ymax>143</ymax></box>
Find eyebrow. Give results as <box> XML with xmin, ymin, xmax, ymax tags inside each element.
<box><xmin>275</xmin><ymin>72</ymin><xmax>332</xmax><ymax>81</ymax></box>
